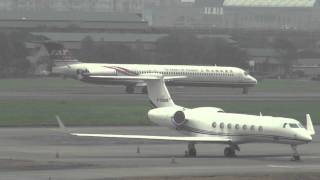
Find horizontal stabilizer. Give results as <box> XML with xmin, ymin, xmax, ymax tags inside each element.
<box><xmin>71</xmin><ymin>133</ymin><xmax>231</xmax><ymax>143</ymax></box>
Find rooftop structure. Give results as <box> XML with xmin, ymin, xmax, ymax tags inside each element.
<box><xmin>31</xmin><ymin>32</ymin><xmax>168</xmax><ymax>43</ymax></box>
<box><xmin>0</xmin><ymin>10</ymin><xmax>148</xmax><ymax>30</ymax></box>
<box><xmin>223</xmin><ymin>0</ymin><xmax>317</xmax><ymax>8</ymax></box>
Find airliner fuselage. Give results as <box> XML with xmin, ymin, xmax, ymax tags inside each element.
<box><xmin>55</xmin><ymin>63</ymin><xmax>257</xmax><ymax>94</ymax></box>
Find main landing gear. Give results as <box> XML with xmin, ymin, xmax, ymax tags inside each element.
<box><xmin>185</xmin><ymin>143</ymin><xmax>240</xmax><ymax>158</ymax></box>
<box><xmin>125</xmin><ymin>86</ymin><xmax>135</xmax><ymax>94</ymax></box>
<box><xmin>125</xmin><ymin>86</ymin><xmax>148</xmax><ymax>94</ymax></box>
<box><xmin>290</xmin><ymin>144</ymin><xmax>301</xmax><ymax>161</ymax></box>
<box><xmin>242</xmin><ymin>87</ymin><xmax>249</xmax><ymax>94</ymax></box>
<box><xmin>141</xmin><ymin>86</ymin><xmax>148</xmax><ymax>94</ymax></box>
<box><xmin>224</xmin><ymin>144</ymin><xmax>240</xmax><ymax>157</ymax></box>
<box><xmin>185</xmin><ymin>142</ymin><xmax>197</xmax><ymax>157</ymax></box>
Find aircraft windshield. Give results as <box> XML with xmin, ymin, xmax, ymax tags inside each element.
<box><xmin>289</xmin><ymin>123</ymin><xmax>299</xmax><ymax>128</ymax></box>
<box><xmin>298</xmin><ymin>123</ymin><xmax>304</xmax><ymax>128</ymax></box>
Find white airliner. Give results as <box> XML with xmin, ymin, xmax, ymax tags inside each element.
<box><xmin>59</xmin><ymin>74</ymin><xmax>315</xmax><ymax>161</ymax></box>
<box><xmin>54</xmin><ymin>63</ymin><xmax>257</xmax><ymax>94</ymax></box>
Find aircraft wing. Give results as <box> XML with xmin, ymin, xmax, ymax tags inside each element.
<box><xmin>71</xmin><ymin>133</ymin><xmax>231</xmax><ymax>143</ymax></box>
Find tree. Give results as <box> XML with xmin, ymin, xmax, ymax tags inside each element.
<box><xmin>155</xmin><ymin>33</ymin><xmax>248</xmax><ymax>68</ymax></box>
<box><xmin>0</xmin><ymin>31</ymin><xmax>30</xmax><ymax>77</ymax></box>
<box><xmin>272</xmin><ymin>37</ymin><xmax>298</xmax><ymax>76</ymax></box>
<box><xmin>79</xmin><ymin>36</ymin><xmax>96</xmax><ymax>62</ymax></box>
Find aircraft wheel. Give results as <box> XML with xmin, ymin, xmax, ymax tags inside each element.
<box><xmin>224</xmin><ymin>147</ymin><xmax>236</xmax><ymax>157</ymax></box>
<box><xmin>187</xmin><ymin>142</ymin><xmax>197</xmax><ymax>157</ymax></box>
<box><xmin>242</xmin><ymin>87</ymin><xmax>249</xmax><ymax>94</ymax></box>
<box><xmin>188</xmin><ymin>148</ymin><xmax>197</xmax><ymax>157</ymax></box>
<box><xmin>291</xmin><ymin>155</ymin><xmax>301</xmax><ymax>161</ymax></box>
<box><xmin>126</xmin><ymin>86</ymin><xmax>135</xmax><ymax>94</ymax></box>
<box><xmin>141</xmin><ymin>86</ymin><xmax>148</xmax><ymax>94</ymax></box>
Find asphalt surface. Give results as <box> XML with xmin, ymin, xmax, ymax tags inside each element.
<box><xmin>1</xmin><ymin>84</ymin><xmax>320</xmax><ymax>101</ymax></box>
<box><xmin>1</xmin><ymin>82</ymin><xmax>320</xmax><ymax>179</ymax></box>
<box><xmin>0</xmin><ymin>126</ymin><xmax>319</xmax><ymax>180</ymax></box>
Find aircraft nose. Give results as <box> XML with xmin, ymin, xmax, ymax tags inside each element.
<box><xmin>248</xmin><ymin>75</ymin><xmax>257</xmax><ymax>84</ymax></box>
<box><xmin>300</xmin><ymin>133</ymin><xmax>312</xmax><ymax>142</ymax></box>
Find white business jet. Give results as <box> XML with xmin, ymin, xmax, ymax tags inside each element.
<box><xmin>59</xmin><ymin>74</ymin><xmax>314</xmax><ymax>161</ymax></box>
<box><xmin>54</xmin><ymin>63</ymin><xmax>257</xmax><ymax>94</ymax></box>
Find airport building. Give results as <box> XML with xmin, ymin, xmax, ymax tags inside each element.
<box><xmin>1</xmin><ymin>0</ymin><xmax>320</xmax><ymax>30</ymax></box>
<box><xmin>0</xmin><ymin>10</ymin><xmax>148</xmax><ymax>30</ymax></box>
<box><xmin>0</xmin><ymin>0</ymin><xmax>180</xmax><ymax>13</ymax></box>
<box><xmin>222</xmin><ymin>0</ymin><xmax>319</xmax><ymax>30</ymax></box>
<box><xmin>147</xmin><ymin>0</ymin><xmax>320</xmax><ymax>30</ymax></box>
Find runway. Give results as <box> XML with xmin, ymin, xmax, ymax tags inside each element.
<box><xmin>1</xmin><ymin>84</ymin><xmax>320</xmax><ymax>101</ymax></box>
<box><xmin>0</xmin><ymin>126</ymin><xmax>319</xmax><ymax>180</ymax></box>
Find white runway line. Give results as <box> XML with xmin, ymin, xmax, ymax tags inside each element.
<box><xmin>268</xmin><ymin>165</ymin><xmax>295</xmax><ymax>168</ymax></box>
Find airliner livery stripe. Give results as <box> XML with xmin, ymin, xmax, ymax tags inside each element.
<box><xmin>180</xmin><ymin>126</ymin><xmax>310</xmax><ymax>143</ymax></box>
<box><xmin>104</xmin><ymin>66</ymin><xmax>138</xmax><ymax>76</ymax></box>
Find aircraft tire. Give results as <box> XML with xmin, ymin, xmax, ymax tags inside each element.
<box><xmin>126</xmin><ymin>86</ymin><xmax>135</xmax><ymax>94</ymax></box>
<box><xmin>141</xmin><ymin>86</ymin><xmax>148</xmax><ymax>94</ymax></box>
<box><xmin>224</xmin><ymin>147</ymin><xmax>236</xmax><ymax>157</ymax></box>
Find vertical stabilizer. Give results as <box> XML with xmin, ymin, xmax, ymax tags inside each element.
<box><xmin>145</xmin><ymin>77</ymin><xmax>176</xmax><ymax>108</ymax></box>
<box><xmin>306</xmin><ymin>114</ymin><xmax>315</xmax><ymax>135</ymax></box>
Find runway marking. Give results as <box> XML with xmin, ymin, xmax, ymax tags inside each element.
<box><xmin>268</xmin><ymin>165</ymin><xmax>295</xmax><ymax>168</ymax></box>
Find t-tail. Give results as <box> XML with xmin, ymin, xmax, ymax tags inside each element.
<box><xmin>84</xmin><ymin>74</ymin><xmax>184</xmax><ymax>108</ymax></box>
<box><xmin>144</xmin><ymin>75</ymin><xmax>176</xmax><ymax>108</ymax></box>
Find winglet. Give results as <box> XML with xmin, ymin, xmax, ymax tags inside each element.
<box><xmin>56</xmin><ymin>115</ymin><xmax>66</xmax><ymax>129</ymax></box>
<box><xmin>306</xmin><ymin>114</ymin><xmax>315</xmax><ymax>135</ymax></box>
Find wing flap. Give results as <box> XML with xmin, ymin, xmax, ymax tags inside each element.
<box><xmin>71</xmin><ymin>133</ymin><xmax>231</xmax><ymax>143</ymax></box>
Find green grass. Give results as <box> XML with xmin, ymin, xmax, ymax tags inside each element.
<box><xmin>0</xmin><ymin>99</ymin><xmax>319</xmax><ymax>126</ymax></box>
<box><xmin>0</xmin><ymin>77</ymin><xmax>84</xmax><ymax>91</ymax></box>
<box><xmin>0</xmin><ymin>77</ymin><xmax>319</xmax><ymax>126</ymax></box>
<box><xmin>0</xmin><ymin>99</ymin><xmax>151</xmax><ymax>126</ymax></box>
<box><xmin>255</xmin><ymin>79</ymin><xmax>320</xmax><ymax>92</ymax></box>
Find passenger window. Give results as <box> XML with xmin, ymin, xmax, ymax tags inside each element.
<box><xmin>220</xmin><ymin>123</ymin><xmax>224</xmax><ymax>129</ymax></box>
<box><xmin>235</xmin><ymin>124</ymin><xmax>240</xmax><ymax>130</ymax></box>
<box><xmin>227</xmin><ymin>123</ymin><xmax>232</xmax><ymax>129</ymax></box>
<box><xmin>258</xmin><ymin>126</ymin><xmax>263</xmax><ymax>132</ymax></box>
<box><xmin>250</xmin><ymin>125</ymin><xmax>255</xmax><ymax>131</ymax></box>
<box><xmin>212</xmin><ymin>122</ymin><xmax>217</xmax><ymax>128</ymax></box>
<box><xmin>242</xmin><ymin>125</ymin><xmax>247</xmax><ymax>130</ymax></box>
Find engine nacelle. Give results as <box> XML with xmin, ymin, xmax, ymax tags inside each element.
<box><xmin>84</xmin><ymin>66</ymin><xmax>117</xmax><ymax>76</ymax></box>
<box><xmin>172</xmin><ymin>111</ymin><xmax>187</xmax><ymax>127</ymax></box>
<box><xmin>148</xmin><ymin>107</ymin><xmax>187</xmax><ymax>128</ymax></box>
<box><xmin>75</xmin><ymin>66</ymin><xmax>117</xmax><ymax>80</ymax></box>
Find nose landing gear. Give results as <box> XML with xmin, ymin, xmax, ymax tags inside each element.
<box><xmin>125</xmin><ymin>86</ymin><xmax>135</xmax><ymax>94</ymax></box>
<box><xmin>290</xmin><ymin>145</ymin><xmax>301</xmax><ymax>161</ymax></box>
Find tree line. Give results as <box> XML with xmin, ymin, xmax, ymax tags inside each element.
<box><xmin>79</xmin><ymin>32</ymin><xmax>249</xmax><ymax>69</ymax></box>
<box><xmin>0</xmin><ymin>30</ymin><xmax>315</xmax><ymax>78</ymax></box>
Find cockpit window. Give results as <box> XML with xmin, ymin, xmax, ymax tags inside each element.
<box><xmin>244</xmin><ymin>71</ymin><xmax>249</xmax><ymax>76</ymax></box>
<box><xmin>298</xmin><ymin>123</ymin><xmax>304</xmax><ymax>128</ymax></box>
<box><xmin>289</xmin><ymin>123</ymin><xmax>299</xmax><ymax>128</ymax></box>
